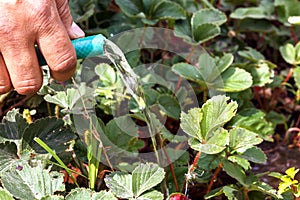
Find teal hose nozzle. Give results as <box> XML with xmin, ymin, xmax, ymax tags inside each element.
<box><xmin>36</xmin><ymin>34</ymin><xmax>107</xmax><ymax>66</ymax></box>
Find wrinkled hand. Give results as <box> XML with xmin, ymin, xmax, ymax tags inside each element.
<box><xmin>0</xmin><ymin>0</ymin><xmax>85</xmax><ymax>95</ymax></box>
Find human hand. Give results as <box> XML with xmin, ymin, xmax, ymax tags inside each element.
<box><xmin>0</xmin><ymin>0</ymin><xmax>85</xmax><ymax>95</ymax></box>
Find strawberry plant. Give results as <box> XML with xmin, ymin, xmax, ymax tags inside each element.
<box><xmin>0</xmin><ymin>0</ymin><xmax>300</xmax><ymax>199</ymax></box>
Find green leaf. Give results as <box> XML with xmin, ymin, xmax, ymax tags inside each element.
<box><xmin>1</xmin><ymin>162</ymin><xmax>65</xmax><ymax>200</ymax></box>
<box><xmin>230</xmin><ymin>7</ymin><xmax>270</xmax><ymax>19</ymax></box>
<box><xmin>92</xmin><ymin>190</ymin><xmax>117</xmax><ymax>200</ymax></box>
<box><xmin>65</xmin><ymin>188</ymin><xmax>91</xmax><ymax>200</ymax></box>
<box><xmin>0</xmin><ymin>188</ymin><xmax>14</xmax><ymax>200</ymax></box>
<box><xmin>65</xmin><ymin>188</ymin><xmax>117</xmax><ymax>200</ymax></box>
<box><xmin>0</xmin><ymin>142</ymin><xmax>19</xmax><ymax>174</ymax></box>
<box><xmin>248</xmin><ymin>181</ymin><xmax>280</xmax><ymax>199</ymax></box>
<box><xmin>229</xmin><ymin>108</ymin><xmax>274</xmax><ymax>141</ymax></box>
<box><xmin>105</xmin><ymin>163</ymin><xmax>165</xmax><ymax>199</ymax></box>
<box><xmin>174</xmin><ymin>19</ymin><xmax>193</xmax><ymax>42</ymax></box>
<box><xmin>192</xmin><ymin>23</ymin><xmax>220</xmax><ymax>44</ymax></box>
<box><xmin>228</xmin><ymin>155</ymin><xmax>251</xmax><ymax>170</ymax></box>
<box><xmin>138</xmin><ymin>190</ymin><xmax>163</xmax><ymax>200</ymax></box>
<box><xmin>192</xmin><ymin>8</ymin><xmax>227</xmax><ymax>27</ymax></box>
<box><xmin>217</xmin><ymin>67</ymin><xmax>253</xmax><ymax>92</ymax></box>
<box><xmin>223</xmin><ymin>160</ymin><xmax>247</xmax><ymax>186</ymax></box>
<box><xmin>22</xmin><ymin>117</ymin><xmax>76</xmax><ymax>153</ymax></box>
<box><xmin>151</xmin><ymin>1</ymin><xmax>186</xmax><ymax>21</ymax></box>
<box><xmin>105</xmin><ymin>172</ymin><xmax>133</xmax><ymax>198</ymax></box>
<box><xmin>241</xmin><ymin>146</ymin><xmax>266</xmax><ymax>164</ymax></box>
<box><xmin>0</xmin><ymin>110</ymin><xmax>27</xmax><ymax>140</ymax></box>
<box><xmin>95</xmin><ymin>63</ymin><xmax>117</xmax><ymax>86</ymax></box>
<box><xmin>44</xmin><ymin>88</ymin><xmax>80</xmax><ymax>111</ymax></box>
<box><xmin>294</xmin><ymin>67</ymin><xmax>300</xmax><ymax>89</ymax></box>
<box><xmin>180</xmin><ymin>108</ymin><xmax>203</xmax><ymax>140</ymax></box>
<box><xmin>200</xmin><ymin>95</ymin><xmax>238</xmax><ymax>139</ymax></box>
<box><xmin>198</xmin><ymin>53</ymin><xmax>220</xmax><ymax>83</ymax></box>
<box><xmin>41</xmin><ymin>195</ymin><xmax>64</xmax><ymax>200</ymax></box>
<box><xmin>158</xmin><ymin>94</ymin><xmax>181</xmax><ymax>119</ymax></box>
<box><xmin>295</xmin><ymin>42</ymin><xmax>300</xmax><ymax>61</ymax></box>
<box><xmin>105</xmin><ymin>116</ymin><xmax>143</xmax><ymax>155</ymax></box>
<box><xmin>280</xmin><ymin>43</ymin><xmax>296</xmax><ymax>65</ymax></box>
<box><xmin>238</xmin><ymin>47</ymin><xmax>265</xmax><ymax>62</ymax></box>
<box><xmin>132</xmin><ymin>163</ymin><xmax>165</xmax><ymax>197</ymax></box>
<box><xmin>172</xmin><ymin>63</ymin><xmax>203</xmax><ymax>83</ymax></box>
<box><xmin>246</xmin><ymin>61</ymin><xmax>274</xmax><ymax>87</ymax></box>
<box><xmin>115</xmin><ymin>0</ymin><xmax>144</xmax><ymax>17</ymax></box>
<box><xmin>115</xmin><ymin>0</ymin><xmax>185</xmax><ymax>25</ymax></box>
<box><xmin>216</xmin><ymin>54</ymin><xmax>234</xmax><ymax>73</ymax></box>
<box><xmin>229</xmin><ymin>127</ymin><xmax>263</xmax><ymax>153</ymax></box>
<box><xmin>194</xmin><ymin>128</ymin><xmax>229</xmax><ymax>154</ymax></box>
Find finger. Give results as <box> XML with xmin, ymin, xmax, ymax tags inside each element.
<box><xmin>2</xmin><ymin>42</ymin><xmax>42</xmax><ymax>95</ymax></box>
<box><xmin>56</xmin><ymin>0</ymin><xmax>85</xmax><ymax>39</ymax></box>
<box><xmin>36</xmin><ymin>10</ymin><xmax>77</xmax><ymax>81</ymax></box>
<box><xmin>0</xmin><ymin>53</ymin><xmax>12</xmax><ymax>94</ymax></box>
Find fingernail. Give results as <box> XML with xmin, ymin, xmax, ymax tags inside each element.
<box><xmin>71</xmin><ymin>22</ymin><xmax>85</xmax><ymax>38</ymax></box>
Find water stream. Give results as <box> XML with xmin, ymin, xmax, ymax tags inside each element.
<box><xmin>103</xmin><ymin>40</ymin><xmax>162</xmax><ymax>163</ymax></box>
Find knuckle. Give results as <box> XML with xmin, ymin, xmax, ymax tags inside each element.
<box><xmin>0</xmin><ymin>83</ymin><xmax>12</xmax><ymax>94</ymax></box>
<box><xmin>51</xmin><ymin>53</ymin><xmax>77</xmax><ymax>73</ymax></box>
<box><xmin>14</xmin><ymin>79</ymin><xmax>42</xmax><ymax>95</ymax></box>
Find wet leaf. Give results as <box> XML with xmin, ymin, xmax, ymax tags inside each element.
<box><xmin>158</xmin><ymin>94</ymin><xmax>181</xmax><ymax>119</ymax></box>
<box><xmin>22</xmin><ymin>117</ymin><xmax>76</xmax><ymax>154</ymax></box>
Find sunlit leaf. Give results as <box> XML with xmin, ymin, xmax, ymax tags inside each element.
<box><xmin>0</xmin><ymin>186</ymin><xmax>14</xmax><ymax>200</ymax></box>
<box><xmin>2</xmin><ymin>162</ymin><xmax>64</xmax><ymax>200</ymax></box>
<box><xmin>216</xmin><ymin>67</ymin><xmax>253</xmax><ymax>92</ymax></box>
<box><xmin>65</xmin><ymin>188</ymin><xmax>117</xmax><ymax>200</ymax></box>
<box><xmin>132</xmin><ymin>163</ymin><xmax>165</xmax><ymax>196</ymax></box>
<box><xmin>105</xmin><ymin>163</ymin><xmax>165</xmax><ymax>199</ymax></box>
<box><xmin>229</xmin><ymin>127</ymin><xmax>263</xmax><ymax>153</ymax></box>
<box><xmin>200</xmin><ymin>95</ymin><xmax>238</xmax><ymax>138</ymax></box>
<box><xmin>180</xmin><ymin>108</ymin><xmax>203</xmax><ymax>140</ymax></box>
<box><xmin>280</xmin><ymin>43</ymin><xmax>297</xmax><ymax>65</ymax></box>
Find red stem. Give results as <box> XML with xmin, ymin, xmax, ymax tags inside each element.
<box><xmin>206</xmin><ymin>162</ymin><xmax>223</xmax><ymax>194</ymax></box>
<box><xmin>162</xmin><ymin>147</ymin><xmax>179</xmax><ymax>191</ymax></box>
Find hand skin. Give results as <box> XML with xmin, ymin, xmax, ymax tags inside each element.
<box><xmin>0</xmin><ymin>0</ymin><xmax>85</xmax><ymax>95</ymax></box>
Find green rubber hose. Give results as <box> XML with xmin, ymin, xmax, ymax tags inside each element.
<box><xmin>36</xmin><ymin>34</ymin><xmax>107</xmax><ymax>66</ymax></box>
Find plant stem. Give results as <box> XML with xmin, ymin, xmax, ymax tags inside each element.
<box><xmin>283</xmin><ymin>67</ymin><xmax>294</xmax><ymax>84</ymax></box>
<box><xmin>290</xmin><ymin>27</ymin><xmax>299</xmax><ymax>43</ymax></box>
<box><xmin>34</xmin><ymin>137</ymin><xmax>79</xmax><ymax>187</ymax></box>
<box><xmin>182</xmin><ymin>151</ymin><xmax>202</xmax><ymax>193</ymax></box>
<box><xmin>206</xmin><ymin>162</ymin><xmax>223</xmax><ymax>194</ymax></box>
<box><xmin>162</xmin><ymin>146</ymin><xmax>179</xmax><ymax>191</ymax></box>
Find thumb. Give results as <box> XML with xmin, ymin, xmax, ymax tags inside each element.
<box><xmin>69</xmin><ymin>21</ymin><xmax>85</xmax><ymax>39</ymax></box>
<box><xmin>56</xmin><ymin>0</ymin><xmax>85</xmax><ymax>39</ymax></box>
